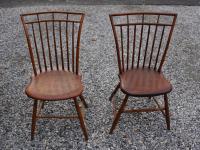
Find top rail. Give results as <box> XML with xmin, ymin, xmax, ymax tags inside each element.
<box><xmin>21</xmin><ymin>11</ymin><xmax>84</xmax><ymax>16</ymax></box>
<box><xmin>110</xmin><ymin>12</ymin><xmax>177</xmax><ymax>17</ymax></box>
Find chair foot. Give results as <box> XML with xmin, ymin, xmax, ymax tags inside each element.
<box><xmin>109</xmin><ymin>95</ymin><xmax>129</xmax><ymax>134</ymax></box>
<box><xmin>31</xmin><ymin>100</ymin><xmax>38</xmax><ymax>140</ymax></box>
<box><xmin>79</xmin><ymin>95</ymin><xmax>88</xmax><ymax>108</ymax></box>
<box><xmin>164</xmin><ymin>94</ymin><xmax>170</xmax><ymax>130</ymax></box>
<box><xmin>109</xmin><ymin>83</ymin><xmax>120</xmax><ymax>101</ymax></box>
<box><xmin>74</xmin><ymin>98</ymin><xmax>88</xmax><ymax>141</ymax></box>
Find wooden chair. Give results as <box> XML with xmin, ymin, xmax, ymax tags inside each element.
<box><xmin>109</xmin><ymin>12</ymin><xmax>177</xmax><ymax>133</ymax></box>
<box><xmin>21</xmin><ymin>11</ymin><xmax>88</xmax><ymax>140</ymax></box>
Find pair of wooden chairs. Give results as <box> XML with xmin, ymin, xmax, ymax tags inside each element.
<box><xmin>21</xmin><ymin>11</ymin><xmax>177</xmax><ymax>141</ymax></box>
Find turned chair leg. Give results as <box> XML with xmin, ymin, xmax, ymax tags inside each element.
<box><xmin>164</xmin><ymin>94</ymin><xmax>170</xmax><ymax>130</ymax></box>
<box><xmin>31</xmin><ymin>100</ymin><xmax>38</xmax><ymax>140</ymax></box>
<box><xmin>109</xmin><ymin>95</ymin><xmax>129</xmax><ymax>134</ymax></box>
<box><xmin>109</xmin><ymin>83</ymin><xmax>120</xmax><ymax>101</ymax></box>
<box><xmin>74</xmin><ymin>98</ymin><xmax>88</xmax><ymax>141</ymax></box>
<box><xmin>79</xmin><ymin>95</ymin><xmax>88</xmax><ymax>108</ymax></box>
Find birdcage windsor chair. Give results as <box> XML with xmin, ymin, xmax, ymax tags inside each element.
<box><xmin>21</xmin><ymin>11</ymin><xmax>88</xmax><ymax>140</ymax></box>
<box><xmin>109</xmin><ymin>12</ymin><xmax>177</xmax><ymax>133</ymax></box>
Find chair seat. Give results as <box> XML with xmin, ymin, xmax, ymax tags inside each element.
<box><xmin>120</xmin><ymin>68</ymin><xmax>172</xmax><ymax>96</ymax></box>
<box><xmin>25</xmin><ymin>71</ymin><xmax>83</xmax><ymax>100</ymax></box>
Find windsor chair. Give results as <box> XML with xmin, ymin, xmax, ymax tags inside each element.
<box><xmin>21</xmin><ymin>11</ymin><xmax>88</xmax><ymax>140</ymax></box>
<box><xmin>109</xmin><ymin>12</ymin><xmax>177</xmax><ymax>133</ymax></box>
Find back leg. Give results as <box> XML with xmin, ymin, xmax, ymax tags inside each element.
<box><xmin>79</xmin><ymin>95</ymin><xmax>88</xmax><ymax>108</ymax></box>
<box><xmin>109</xmin><ymin>83</ymin><xmax>120</xmax><ymax>101</ymax></box>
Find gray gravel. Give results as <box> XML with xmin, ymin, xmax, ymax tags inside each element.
<box><xmin>0</xmin><ymin>5</ymin><xmax>200</xmax><ymax>149</ymax></box>
<box><xmin>1</xmin><ymin>0</ymin><xmax>200</xmax><ymax>7</ymax></box>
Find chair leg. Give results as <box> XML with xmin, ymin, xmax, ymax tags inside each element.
<box><xmin>164</xmin><ymin>94</ymin><xmax>170</xmax><ymax>130</ymax></box>
<box><xmin>109</xmin><ymin>95</ymin><xmax>129</xmax><ymax>134</ymax></box>
<box><xmin>41</xmin><ymin>100</ymin><xmax>45</xmax><ymax>109</ymax></box>
<box><xmin>109</xmin><ymin>83</ymin><xmax>120</xmax><ymax>101</ymax></box>
<box><xmin>31</xmin><ymin>100</ymin><xmax>38</xmax><ymax>140</ymax></box>
<box><xmin>74</xmin><ymin>98</ymin><xmax>88</xmax><ymax>141</ymax></box>
<box><xmin>79</xmin><ymin>95</ymin><xmax>88</xmax><ymax>108</ymax></box>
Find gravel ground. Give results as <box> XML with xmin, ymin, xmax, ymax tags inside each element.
<box><xmin>0</xmin><ymin>5</ymin><xmax>200</xmax><ymax>149</ymax></box>
<box><xmin>1</xmin><ymin>0</ymin><xmax>200</xmax><ymax>7</ymax></box>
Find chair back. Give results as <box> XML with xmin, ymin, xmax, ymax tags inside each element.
<box><xmin>21</xmin><ymin>11</ymin><xmax>85</xmax><ymax>75</ymax></box>
<box><xmin>109</xmin><ymin>12</ymin><xmax>177</xmax><ymax>74</ymax></box>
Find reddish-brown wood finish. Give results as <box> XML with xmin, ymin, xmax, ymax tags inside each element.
<box><xmin>120</xmin><ymin>68</ymin><xmax>172</xmax><ymax>96</ymax></box>
<box><xmin>21</xmin><ymin>11</ymin><xmax>88</xmax><ymax>141</ymax></box>
<box><xmin>25</xmin><ymin>71</ymin><xmax>84</xmax><ymax>100</ymax></box>
<box><xmin>109</xmin><ymin>12</ymin><xmax>177</xmax><ymax>133</ymax></box>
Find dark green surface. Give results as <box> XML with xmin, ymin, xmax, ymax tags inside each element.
<box><xmin>0</xmin><ymin>0</ymin><xmax>199</xmax><ymax>7</ymax></box>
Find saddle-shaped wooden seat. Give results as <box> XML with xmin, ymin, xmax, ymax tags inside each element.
<box><xmin>120</xmin><ymin>68</ymin><xmax>172</xmax><ymax>96</ymax></box>
<box><xmin>26</xmin><ymin>71</ymin><xmax>83</xmax><ymax>100</ymax></box>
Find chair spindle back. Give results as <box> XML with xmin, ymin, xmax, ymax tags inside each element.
<box><xmin>21</xmin><ymin>12</ymin><xmax>85</xmax><ymax>76</ymax></box>
<box><xmin>109</xmin><ymin>12</ymin><xmax>177</xmax><ymax>74</ymax></box>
